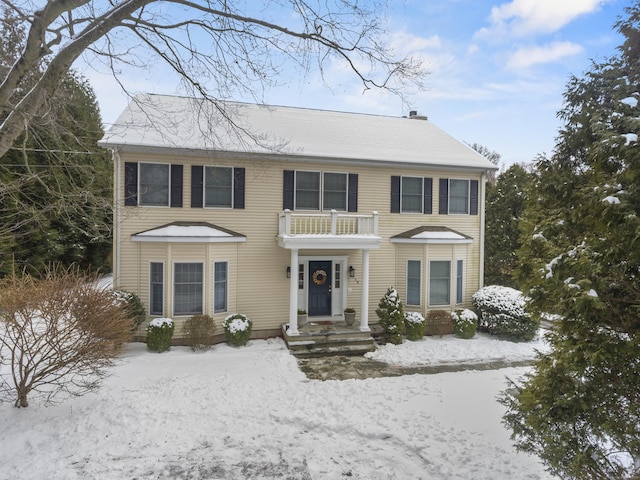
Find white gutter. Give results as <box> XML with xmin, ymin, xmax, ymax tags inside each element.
<box><xmin>113</xmin><ymin>148</ymin><xmax>121</xmax><ymax>289</ymax></box>
<box><xmin>479</xmin><ymin>172</ymin><xmax>487</xmax><ymax>288</ymax></box>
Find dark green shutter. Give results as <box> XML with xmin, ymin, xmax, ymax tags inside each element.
<box><xmin>124</xmin><ymin>162</ymin><xmax>138</xmax><ymax>206</ymax></box>
<box><xmin>439</xmin><ymin>178</ymin><xmax>449</xmax><ymax>214</ymax></box>
<box><xmin>191</xmin><ymin>165</ymin><xmax>203</xmax><ymax>208</ymax></box>
<box><xmin>283</xmin><ymin>170</ymin><xmax>294</xmax><ymax>210</ymax></box>
<box><xmin>423</xmin><ymin>178</ymin><xmax>433</xmax><ymax>214</ymax></box>
<box><xmin>391</xmin><ymin>176</ymin><xmax>400</xmax><ymax>213</ymax></box>
<box><xmin>170</xmin><ymin>164</ymin><xmax>183</xmax><ymax>207</ymax></box>
<box><xmin>470</xmin><ymin>180</ymin><xmax>479</xmax><ymax>215</ymax></box>
<box><xmin>348</xmin><ymin>173</ymin><xmax>358</xmax><ymax>212</ymax></box>
<box><xmin>234</xmin><ymin>168</ymin><xmax>245</xmax><ymax>209</ymax></box>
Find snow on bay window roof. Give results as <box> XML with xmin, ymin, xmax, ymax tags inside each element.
<box><xmin>390</xmin><ymin>226</ymin><xmax>473</xmax><ymax>244</ymax></box>
<box><xmin>132</xmin><ymin>222</ymin><xmax>246</xmax><ymax>243</ymax></box>
<box><xmin>99</xmin><ymin>93</ymin><xmax>498</xmax><ymax>172</ymax></box>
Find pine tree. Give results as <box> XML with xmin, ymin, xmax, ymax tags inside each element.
<box><xmin>375</xmin><ymin>287</ymin><xmax>404</xmax><ymax>345</ymax></box>
<box><xmin>500</xmin><ymin>5</ymin><xmax>640</xmax><ymax>479</ymax></box>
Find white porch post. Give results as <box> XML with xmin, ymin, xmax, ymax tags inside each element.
<box><xmin>359</xmin><ymin>249</ymin><xmax>371</xmax><ymax>332</ymax></box>
<box><xmin>288</xmin><ymin>249</ymin><xmax>300</xmax><ymax>335</ymax></box>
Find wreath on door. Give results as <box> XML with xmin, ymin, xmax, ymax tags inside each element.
<box><xmin>312</xmin><ymin>269</ymin><xmax>328</xmax><ymax>285</ymax></box>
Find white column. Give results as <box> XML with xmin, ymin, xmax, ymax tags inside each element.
<box><xmin>359</xmin><ymin>249</ymin><xmax>371</xmax><ymax>332</ymax></box>
<box><xmin>288</xmin><ymin>249</ymin><xmax>300</xmax><ymax>335</ymax></box>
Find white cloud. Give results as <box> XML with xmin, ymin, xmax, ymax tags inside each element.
<box><xmin>481</xmin><ymin>0</ymin><xmax>608</xmax><ymax>37</ymax></box>
<box><xmin>506</xmin><ymin>41</ymin><xmax>584</xmax><ymax>69</ymax></box>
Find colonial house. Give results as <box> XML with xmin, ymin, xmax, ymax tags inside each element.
<box><xmin>99</xmin><ymin>93</ymin><xmax>497</xmax><ymax>344</ymax></box>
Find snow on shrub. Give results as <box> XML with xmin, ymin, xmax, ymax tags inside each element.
<box><xmin>146</xmin><ymin>317</ymin><xmax>174</xmax><ymax>352</ymax></box>
<box><xmin>113</xmin><ymin>289</ymin><xmax>146</xmax><ymax>330</ymax></box>
<box><xmin>375</xmin><ymin>287</ymin><xmax>404</xmax><ymax>345</ymax></box>
<box><xmin>451</xmin><ymin>309</ymin><xmax>477</xmax><ymax>339</ymax></box>
<box><xmin>223</xmin><ymin>313</ymin><xmax>252</xmax><ymax>347</ymax></box>
<box><xmin>404</xmin><ymin>312</ymin><xmax>425</xmax><ymax>341</ymax></box>
<box><xmin>472</xmin><ymin>286</ymin><xmax>538</xmax><ymax>342</ymax></box>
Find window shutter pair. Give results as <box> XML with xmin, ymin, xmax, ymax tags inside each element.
<box><xmin>190</xmin><ymin>166</ymin><xmax>245</xmax><ymax>209</ymax></box>
<box><xmin>439</xmin><ymin>178</ymin><xmax>479</xmax><ymax>215</ymax></box>
<box><xmin>124</xmin><ymin>162</ymin><xmax>183</xmax><ymax>207</ymax></box>
<box><xmin>391</xmin><ymin>176</ymin><xmax>433</xmax><ymax>214</ymax></box>
<box><xmin>283</xmin><ymin>171</ymin><xmax>358</xmax><ymax>211</ymax></box>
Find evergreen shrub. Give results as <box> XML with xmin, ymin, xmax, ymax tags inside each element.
<box><xmin>451</xmin><ymin>308</ymin><xmax>478</xmax><ymax>339</ymax></box>
<box><xmin>404</xmin><ymin>312</ymin><xmax>425</xmax><ymax>340</ymax></box>
<box><xmin>113</xmin><ymin>289</ymin><xmax>146</xmax><ymax>330</ymax></box>
<box><xmin>375</xmin><ymin>287</ymin><xmax>404</xmax><ymax>345</ymax></box>
<box><xmin>223</xmin><ymin>313</ymin><xmax>252</xmax><ymax>347</ymax></box>
<box><xmin>472</xmin><ymin>285</ymin><xmax>538</xmax><ymax>342</ymax></box>
<box><xmin>146</xmin><ymin>317</ymin><xmax>174</xmax><ymax>352</ymax></box>
<box><xmin>184</xmin><ymin>314</ymin><xmax>216</xmax><ymax>351</ymax></box>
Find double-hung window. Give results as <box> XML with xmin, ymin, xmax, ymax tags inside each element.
<box><xmin>429</xmin><ymin>260</ymin><xmax>451</xmax><ymax>305</ymax></box>
<box><xmin>390</xmin><ymin>176</ymin><xmax>433</xmax><ymax>214</ymax></box>
<box><xmin>214</xmin><ymin>262</ymin><xmax>228</xmax><ymax>313</ymax></box>
<box><xmin>449</xmin><ymin>179</ymin><xmax>470</xmax><ymax>214</ymax></box>
<box><xmin>401</xmin><ymin>177</ymin><xmax>423</xmax><ymax>213</ymax></box>
<box><xmin>456</xmin><ymin>260</ymin><xmax>464</xmax><ymax>304</ymax></box>
<box><xmin>439</xmin><ymin>178</ymin><xmax>478</xmax><ymax>215</ymax></box>
<box><xmin>150</xmin><ymin>262</ymin><xmax>164</xmax><ymax>315</ymax></box>
<box><xmin>407</xmin><ymin>260</ymin><xmax>421</xmax><ymax>306</ymax></box>
<box><xmin>124</xmin><ymin>162</ymin><xmax>183</xmax><ymax>207</ymax></box>
<box><xmin>139</xmin><ymin>163</ymin><xmax>169</xmax><ymax>206</ymax></box>
<box><xmin>284</xmin><ymin>170</ymin><xmax>357</xmax><ymax>211</ymax></box>
<box><xmin>174</xmin><ymin>263</ymin><xmax>203</xmax><ymax>315</ymax></box>
<box><xmin>205</xmin><ymin>167</ymin><xmax>233</xmax><ymax>208</ymax></box>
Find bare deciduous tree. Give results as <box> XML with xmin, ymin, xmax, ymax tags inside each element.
<box><xmin>0</xmin><ymin>266</ymin><xmax>134</xmax><ymax>407</ymax></box>
<box><xmin>0</xmin><ymin>0</ymin><xmax>425</xmax><ymax>158</ymax></box>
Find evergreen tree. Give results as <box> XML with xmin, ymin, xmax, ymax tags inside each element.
<box><xmin>484</xmin><ymin>164</ymin><xmax>532</xmax><ymax>287</ymax></box>
<box><xmin>500</xmin><ymin>5</ymin><xmax>640</xmax><ymax>479</ymax></box>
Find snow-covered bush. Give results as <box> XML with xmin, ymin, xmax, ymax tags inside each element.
<box><xmin>472</xmin><ymin>286</ymin><xmax>538</xmax><ymax>342</ymax></box>
<box><xmin>375</xmin><ymin>287</ymin><xmax>404</xmax><ymax>345</ymax></box>
<box><xmin>147</xmin><ymin>318</ymin><xmax>174</xmax><ymax>352</ymax></box>
<box><xmin>223</xmin><ymin>313</ymin><xmax>252</xmax><ymax>347</ymax></box>
<box><xmin>425</xmin><ymin>310</ymin><xmax>454</xmax><ymax>336</ymax></box>
<box><xmin>451</xmin><ymin>309</ymin><xmax>478</xmax><ymax>339</ymax></box>
<box><xmin>113</xmin><ymin>289</ymin><xmax>146</xmax><ymax>330</ymax></box>
<box><xmin>183</xmin><ymin>314</ymin><xmax>216</xmax><ymax>351</ymax></box>
<box><xmin>404</xmin><ymin>312</ymin><xmax>425</xmax><ymax>341</ymax></box>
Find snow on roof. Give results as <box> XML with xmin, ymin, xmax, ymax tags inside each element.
<box><xmin>99</xmin><ymin>94</ymin><xmax>498</xmax><ymax>171</ymax></box>
<box><xmin>390</xmin><ymin>226</ymin><xmax>473</xmax><ymax>244</ymax></box>
<box><xmin>132</xmin><ymin>222</ymin><xmax>246</xmax><ymax>243</ymax></box>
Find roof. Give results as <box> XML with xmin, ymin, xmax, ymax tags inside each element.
<box><xmin>99</xmin><ymin>94</ymin><xmax>498</xmax><ymax>172</ymax></box>
<box><xmin>390</xmin><ymin>226</ymin><xmax>473</xmax><ymax>244</ymax></box>
<box><xmin>131</xmin><ymin>222</ymin><xmax>246</xmax><ymax>243</ymax></box>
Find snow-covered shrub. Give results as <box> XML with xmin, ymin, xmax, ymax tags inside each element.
<box><xmin>146</xmin><ymin>318</ymin><xmax>174</xmax><ymax>352</ymax></box>
<box><xmin>375</xmin><ymin>287</ymin><xmax>404</xmax><ymax>345</ymax></box>
<box><xmin>472</xmin><ymin>286</ymin><xmax>538</xmax><ymax>342</ymax></box>
<box><xmin>425</xmin><ymin>310</ymin><xmax>454</xmax><ymax>336</ymax></box>
<box><xmin>223</xmin><ymin>313</ymin><xmax>252</xmax><ymax>347</ymax></box>
<box><xmin>183</xmin><ymin>314</ymin><xmax>216</xmax><ymax>351</ymax></box>
<box><xmin>451</xmin><ymin>309</ymin><xmax>477</xmax><ymax>339</ymax></box>
<box><xmin>404</xmin><ymin>312</ymin><xmax>425</xmax><ymax>341</ymax></box>
<box><xmin>113</xmin><ymin>289</ymin><xmax>146</xmax><ymax>330</ymax></box>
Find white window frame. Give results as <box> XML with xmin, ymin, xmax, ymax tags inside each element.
<box><xmin>429</xmin><ymin>260</ymin><xmax>451</xmax><ymax>306</ymax></box>
<box><xmin>213</xmin><ymin>261</ymin><xmax>228</xmax><ymax>313</ymax></box>
<box><xmin>149</xmin><ymin>261</ymin><xmax>164</xmax><ymax>316</ymax></box>
<box><xmin>456</xmin><ymin>259</ymin><xmax>464</xmax><ymax>304</ymax></box>
<box><xmin>448</xmin><ymin>179</ymin><xmax>470</xmax><ymax>215</ymax></box>
<box><xmin>204</xmin><ymin>166</ymin><xmax>233</xmax><ymax>208</ymax></box>
<box><xmin>294</xmin><ymin>170</ymin><xmax>348</xmax><ymax>211</ymax></box>
<box><xmin>406</xmin><ymin>260</ymin><xmax>422</xmax><ymax>306</ymax></box>
<box><xmin>173</xmin><ymin>262</ymin><xmax>204</xmax><ymax>316</ymax></box>
<box><xmin>401</xmin><ymin>176</ymin><xmax>423</xmax><ymax>213</ymax></box>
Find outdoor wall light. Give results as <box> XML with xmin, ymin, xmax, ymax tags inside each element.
<box><xmin>286</xmin><ymin>266</ymin><xmax>291</xmax><ymax>278</ymax></box>
<box><xmin>349</xmin><ymin>266</ymin><xmax>355</xmax><ymax>278</ymax></box>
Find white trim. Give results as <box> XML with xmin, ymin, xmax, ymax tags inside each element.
<box><xmin>149</xmin><ymin>261</ymin><xmax>165</xmax><ymax>316</ymax></box>
<box><xmin>391</xmin><ymin>237</ymin><xmax>473</xmax><ymax>244</ymax></box>
<box><xmin>172</xmin><ymin>261</ymin><xmax>205</xmax><ymax>317</ymax></box>
<box><xmin>406</xmin><ymin>259</ymin><xmax>422</xmax><ymax>307</ymax></box>
<box><xmin>212</xmin><ymin>260</ymin><xmax>229</xmax><ymax>314</ymax></box>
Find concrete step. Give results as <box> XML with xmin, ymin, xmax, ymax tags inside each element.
<box><xmin>282</xmin><ymin>324</ymin><xmax>377</xmax><ymax>358</ymax></box>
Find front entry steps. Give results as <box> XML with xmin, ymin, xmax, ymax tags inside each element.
<box><xmin>282</xmin><ymin>322</ymin><xmax>377</xmax><ymax>358</ymax></box>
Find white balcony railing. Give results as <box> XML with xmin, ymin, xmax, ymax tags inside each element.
<box><xmin>278</xmin><ymin>210</ymin><xmax>379</xmax><ymax>236</ymax></box>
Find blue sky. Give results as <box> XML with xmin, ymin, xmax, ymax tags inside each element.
<box><xmin>87</xmin><ymin>0</ymin><xmax>629</xmax><ymax>167</ymax></box>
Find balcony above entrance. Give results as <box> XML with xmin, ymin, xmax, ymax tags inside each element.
<box><xmin>277</xmin><ymin>210</ymin><xmax>382</xmax><ymax>250</ymax></box>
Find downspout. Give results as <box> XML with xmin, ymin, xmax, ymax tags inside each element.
<box><xmin>112</xmin><ymin>148</ymin><xmax>121</xmax><ymax>288</ymax></box>
<box><xmin>479</xmin><ymin>172</ymin><xmax>487</xmax><ymax>289</ymax></box>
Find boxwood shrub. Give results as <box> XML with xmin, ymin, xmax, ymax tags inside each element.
<box><xmin>451</xmin><ymin>308</ymin><xmax>478</xmax><ymax>339</ymax></box>
<box><xmin>223</xmin><ymin>313</ymin><xmax>252</xmax><ymax>347</ymax></box>
<box><xmin>147</xmin><ymin>317</ymin><xmax>174</xmax><ymax>352</ymax></box>
<box><xmin>472</xmin><ymin>285</ymin><xmax>539</xmax><ymax>342</ymax></box>
<box><xmin>404</xmin><ymin>312</ymin><xmax>425</xmax><ymax>341</ymax></box>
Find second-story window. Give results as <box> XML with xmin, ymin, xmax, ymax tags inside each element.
<box><xmin>125</xmin><ymin>162</ymin><xmax>183</xmax><ymax>207</ymax></box>
<box><xmin>284</xmin><ymin>170</ymin><xmax>357</xmax><ymax>212</ymax></box>
<box><xmin>140</xmin><ymin>163</ymin><xmax>169</xmax><ymax>206</ymax></box>
<box><xmin>205</xmin><ymin>166</ymin><xmax>233</xmax><ymax>208</ymax></box>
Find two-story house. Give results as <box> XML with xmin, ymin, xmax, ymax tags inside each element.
<box><xmin>99</xmin><ymin>93</ymin><xmax>497</xmax><ymax>342</ymax></box>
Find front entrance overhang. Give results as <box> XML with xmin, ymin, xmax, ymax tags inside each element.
<box><xmin>276</xmin><ymin>235</ymin><xmax>382</xmax><ymax>250</ymax></box>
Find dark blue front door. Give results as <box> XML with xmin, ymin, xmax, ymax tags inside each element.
<box><xmin>308</xmin><ymin>261</ymin><xmax>332</xmax><ymax>316</ymax></box>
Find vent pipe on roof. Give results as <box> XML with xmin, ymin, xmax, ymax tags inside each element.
<box><xmin>408</xmin><ymin>110</ymin><xmax>428</xmax><ymax>120</ymax></box>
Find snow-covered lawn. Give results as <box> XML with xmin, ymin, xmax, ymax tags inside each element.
<box><xmin>0</xmin><ymin>334</ymin><xmax>554</xmax><ymax>480</ymax></box>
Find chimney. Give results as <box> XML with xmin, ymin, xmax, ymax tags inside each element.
<box><xmin>408</xmin><ymin>110</ymin><xmax>428</xmax><ymax>120</ymax></box>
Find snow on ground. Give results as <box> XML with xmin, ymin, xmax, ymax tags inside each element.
<box><xmin>0</xmin><ymin>334</ymin><xmax>555</xmax><ymax>480</ymax></box>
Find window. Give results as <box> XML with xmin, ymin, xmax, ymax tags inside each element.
<box><xmin>429</xmin><ymin>261</ymin><xmax>451</xmax><ymax>305</ymax></box>
<box><xmin>283</xmin><ymin>170</ymin><xmax>357</xmax><ymax>211</ymax></box>
<box><xmin>298</xmin><ymin>264</ymin><xmax>304</xmax><ymax>290</ymax></box>
<box><xmin>139</xmin><ymin>163</ymin><xmax>170</xmax><ymax>206</ymax></box>
<box><xmin>407</xmin><ymin>260</ymin><xmax>421</xmax><ymax>306</ymax></box>
<box><xmin>390</xmin><ymin>176</ymin><xmax>432</xmax><ymax>214</ymax></box>
<box><xmin>335</xmin><ymin>263</ymin><xmax>341</xmax><ymax>289</ymax></box>
<box><xmin>456</xmin><ymin>260</ymin><xmax>463</xmax><ymax>304</ymax></box>
<box><xmin>449</xmin><ymin>179</ymin><xmax>469</xmax><ymax>214</ymax></box>
<box><xmin>323</xmin><ymin>173</ymin><xmax>347</xmax><ymax>210</ymax></box>
<box><xmin>150</xmin><ymin>262</ymin><xmax>164</xmax><ymax>315</ymax></box>
<box><xmin>214</xmin><ymin>262</ymin><xmax>228</xmax><ymax>313</ymax></box>
<box><xmin>174</xmin><ymin>263</ymin><xmax>203</xmax><ymax>315</ymax></box>
<box><xmin>295</xmin><ymin>171</ymin><xmax>320</xmax><ymax>210</ymax></box>
<box><xmin>205</xmin><ymin>167</ymin><xmax>233</xmax><ymax>208</ymax></box>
